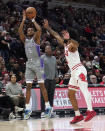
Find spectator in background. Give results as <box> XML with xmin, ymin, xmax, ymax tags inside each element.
<box><xmin>92</xmin><ymin>56</ymin><xmax>100</xmax><ymax>70</ymax></box>
<box><xmin>89</xmin><ymin>75</ymin><xmax>97</xmax><ymax>84</ymax></box>
<box><xmin>99</xmin><ymin>55</ymin><xmax>105</xmax><ymax>74</ymax></box>
<box><xmin>5</xmin><ymin>74</ymin><xmax>25</xmax><ymax>115</ymax></box>
<box><xmin>2</xmin><ymin>73</ymin><xmax>10</xmax><ymax>86</ymax></box>
<box><xmin>0</xmin><ymin>88</ymin><xmax>15</xmax><ymax>119</ymax></box>
<box><xmin>12</xmin><ymin>61</ymin><xmax>21</xmax><ymax>81</ymax></box>
<box><xmin>87</xmin><ymin>69</ymin><xmax>93</xmax><ymax>83</ymax></box>
<box><xmin>0</xmin><ymin>55</ymin><xmax>4</xmax><ymax>76</ymax></box>
<box><xmin>100</xmin><ymin>76</ymin><xmax>105</xmax><ymax>85</ymax></box>
<box><xmin>0</xmin><ymin>55</ymin><xmax>4</xmax><ymax>63</ymax></box>
<box><xmin>8</xmin><ymin>57</ymin><xmax>15</xmax><ymax>71</ymax></box>
<box><xmin>94</xmin><ymin>69</ymin><xmax>102</xmax><ymax>83</ymax></box>
<box><xmin>56</xmin><ymin>50</ymin><xmax>68</xmax><ymax>75</ymax></box>
<box><xmin>84</xmin><ymin>24</ymin><xmax>93</xmax><ymax>40</ymax></box>
<box><xmin>85</xmin><ymin>56</ymin><xmax>92</xmax><ymax>70</ymax></box>
<box><xmin>41</xmin><ymin>0</ymin><xmax>48</xmax><ymax>18</ymax></box>
<box><xmin>0</xmin><ymin>31</ymin><xmax>10</xmax><ymax>65</ymax></box>
<box><xmin>90</xmin><ymin>36</ymin><xmax>97</xmax><ymax>47</ymax></box>
<box><xmin>41</xmin><ymin>45</ymin><xmax>59</xmax><ymax>118</ymax></box>
<box><xmin>62</xmin><ymin>72</ymin><xmax>71</xmax><ymax>85</ymax></box>
<box><xmin>18</xmin><ymin>72</ymin><xmax>26</xmax><ymax>86</ymax></box>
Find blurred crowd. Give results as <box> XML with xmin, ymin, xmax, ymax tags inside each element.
<box><xmin>0</xmin><ymin>0</ymin><xmax>105</xmax><ymax>90</ymax></box>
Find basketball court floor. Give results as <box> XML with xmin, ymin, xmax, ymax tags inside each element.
<box><xmin>0</xmin><ymin>115</ymin><xmax>105</xmax><ymax>131</ymax></box>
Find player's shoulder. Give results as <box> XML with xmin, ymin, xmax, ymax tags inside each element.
<box><xmin>67</xmin><ymin>39</ymin><xmax>79</xmax><ymax>52</ymax></box>
<box><xmin>70</xmin><ymin>39</ymin><xmax>79</xmax><ymax>47</ymax></box>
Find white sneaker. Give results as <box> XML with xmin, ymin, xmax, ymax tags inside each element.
<box><xmin>9</xmin><ymin>112</ymin><xmax>16</xmax><ymax>120</ymax></box>
<box><xmin>41</xmin><ymin>112</ymin><xmax>45</xmax><ymax>118</ymax></box>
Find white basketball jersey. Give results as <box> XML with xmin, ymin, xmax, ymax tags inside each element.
<box><xmin>64</xmin><ymin>45</ymin><xmax>81</xmax><ymax>70</ymax></box>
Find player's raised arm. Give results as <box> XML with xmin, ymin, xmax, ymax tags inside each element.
<box><xmin>32</xmin><ymin>18</ymin><xmax>42</xmax><ymax>45</ymax></box>
<box><xmin>18</xmin><ymin>10</ymin><xmax>26</xmax><ymax>44</ymax></box>
<box><xmin>43</xmin><ymin>19</ymin><xmax>64</xmax><ymax>46</ymax></box>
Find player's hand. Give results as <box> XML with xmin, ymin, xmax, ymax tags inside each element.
<box><xmin>43</xmin><ymin>19</ymin><xmax>49</xmax><ymax>29</ymax></box>
<box><xmin>22</xmin><ymin>10</ymin><xmax>26</xmax><ymax>21</ymax></box>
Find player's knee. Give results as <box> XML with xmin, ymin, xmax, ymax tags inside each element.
<box><xmin>26</xmin><ymin>83</ymin><xmax>32</xmax><ymax>90</ymax></box>
<box><xmin>39</xmin><ymin>82</ymin><xmax>44</xmax><ymax>89</ymax></box>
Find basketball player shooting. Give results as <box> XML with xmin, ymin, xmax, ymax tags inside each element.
<box><xmin>43</xmin><ymin>19</ymin><xmax>96</xmax><ymax>124</ymax></box>
<box><xmin>18</xmin><ymin>10</ymin><xmax>52</xmax><ymax>120</ymax></box>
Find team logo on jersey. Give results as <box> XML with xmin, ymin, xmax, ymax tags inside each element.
<box><xmin>79</xmin><ymin>73</ymin><xmax>87</xmax><ymax>82</ymax></box>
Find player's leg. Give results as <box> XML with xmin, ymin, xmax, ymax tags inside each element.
<box><xmin>40</xmin><ymin>79</ymin><xmax>49</xmax><ymax>118</ymax></box>
<box><xmin>24</xmin><ymin>67</ymin><xmax>34</xmax><ymax>120</ymax></box>
<box><xmin>26</xmin><ymin>83</ymin><xmax>32</xmax><ymax>105</ymax></box>
<box><xmin>36</xmin><ymin>65</ymin><xmax>52</xmax><ymax>118</ymax></box>
<box><xmin>78</xmin><ymin>72</ymin><xmax>96</xmax><ymax>122</ymax></box>
<box><xmin>39</xmin><ymin>81</ymin><xmax>52</xmax><ymax>117</ymax></box>
<box><xmin>39</xmin><ymin>82</ymin><xmax>48</xmax><ymax>102</ymax></box>
<box><xmin>68</xmin><ymin>76</ymin><xmax>84</xmax><ymax>124</ymax></box>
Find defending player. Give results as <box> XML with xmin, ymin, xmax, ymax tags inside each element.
<box><xmin>43</xmin><ymin>19</ymin><xmax>96</xmax><ymax>124</ymax></box>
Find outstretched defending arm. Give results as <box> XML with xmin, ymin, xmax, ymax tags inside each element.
<box><xmin>32</xmin><ymin>18</ymin><xmax>42</xmax><ymax>45</ymax></box>
<box><xmin>43</xmin><ymin>19</ymin><xmax>64</xmax><ymax>46</ymax></box>
<box><xmin>18</xmin><ymin>10</ymin><xmax>26</xmax><ymax>44</ymax></box>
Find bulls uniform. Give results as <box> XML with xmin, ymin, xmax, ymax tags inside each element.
<box><xmin>64</xmin><ymin>44</ymin><xmax>96</xmax><ymax>122</ymax></box>
<box><xmin>65</xmin><ymin>44</ymin><xmax>87</xmax><ymax>91</ymax></box>
<box><xmin>25</xmin><ymin>38</ymin><xmax>45</xmax><ymax>83</ymax></box>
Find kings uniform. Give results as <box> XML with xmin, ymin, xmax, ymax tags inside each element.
<box><xmin>25</xmin><ymin>38</ymin><xmax>45</xmax><ymax>83</ymax></box>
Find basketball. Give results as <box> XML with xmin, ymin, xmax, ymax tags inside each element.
<box><xmin>26</xmin><ymin>7</ymin><xmax>36</xmax><ymax>19</ymax></box>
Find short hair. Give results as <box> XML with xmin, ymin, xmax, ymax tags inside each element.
<box><xmin>11</xmin><ymin>74</ymin><xmax>16</xmax><ymax>78</ymax></box>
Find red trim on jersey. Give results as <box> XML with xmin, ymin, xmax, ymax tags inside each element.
<box><xmin>68</xmin><ymin>84</ymin><xmax>79</xmax><ymax>90</ymax></box>
<box><xmin>72</xmin><ymin>63</ymin><xmax>82</xmax><ymax>71</ymax></box>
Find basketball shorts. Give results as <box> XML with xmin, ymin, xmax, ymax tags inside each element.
<box><xmin>69</xmin><ymin>65</ymin><xmax>87</xmax><ymax>91</ymax></box>
<box><xmin>25</xmin><ymin>59</ymin><xmax>45</xmax><ymax>83</ymax></box>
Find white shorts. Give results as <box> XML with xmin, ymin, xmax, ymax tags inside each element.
<box><xmin>68</xmin><ymin>65</ymin><xmax>87</xmax><ymax>91</ymax></box>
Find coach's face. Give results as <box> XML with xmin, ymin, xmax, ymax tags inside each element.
<box><xmin>27</xmin><ymin>28</ymin><xmax>34</xmax><ymax>37</ymax></box>
<box><xmin>45</xmin><ymin>45</ymin><xmax>52</xmax><ymax>56</ymax></box>
<box><xmin>61</xmin><ymin>30</ymin><xmax>70</xmax><ymax>40</ymax></box>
